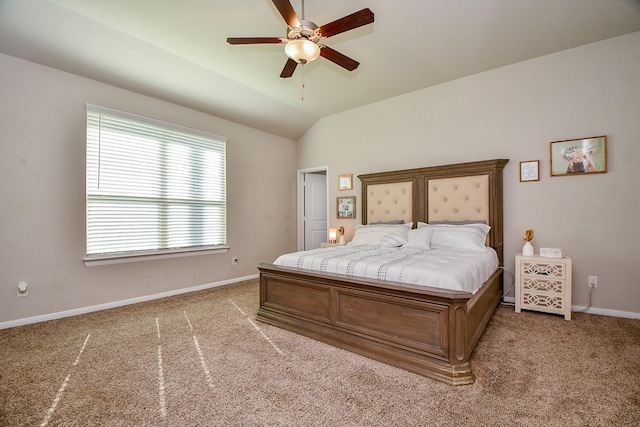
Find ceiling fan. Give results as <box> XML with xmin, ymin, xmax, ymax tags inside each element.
<box><xmin>226</xmin><ymin>0</ymin><xmax>374</xmax><ymax>78</ymax></box>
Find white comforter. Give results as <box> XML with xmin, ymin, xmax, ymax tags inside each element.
<box><xmin>273</xmin><ymin>245</ymin><xmax>499</xmax><ymax>294</ymax></box>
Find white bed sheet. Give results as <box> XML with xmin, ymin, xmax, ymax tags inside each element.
<box><xmin>273</xmin><ymin>245</ymin><xmax>499</xmax><ymax>294</ymax></box>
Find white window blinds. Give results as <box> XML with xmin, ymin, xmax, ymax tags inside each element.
<box><xmin>86</xmin><ymin>105</ymin><xmax>227</xmax><ymax>260</ymax></box>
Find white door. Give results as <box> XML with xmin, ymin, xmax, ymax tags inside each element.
<box><xmin>303</xmin><ymin>172</ymin><xmax>327</xmax><ymax>250</ymax></box>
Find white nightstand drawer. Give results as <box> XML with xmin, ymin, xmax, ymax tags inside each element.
<box><xmin>521</xmin><ymin>276</ymin><xmax>565</xmax><ymax>294</ymax></box>
<box><xmin>521</xmin><ymin>259</ymin><xmax>567</xmax><ymax>279</ymax></box>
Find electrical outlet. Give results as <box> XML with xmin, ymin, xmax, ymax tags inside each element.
<box><xmin>231</xmin><ymin>256</ymin><xmax>238</xmax><ymax>265</ymax></box>
<box><xmin>588</xmin><ymin>275</ymin><xmax>598</xmax><ymax>288</ymax></box>
<box><xmin>17</xmin><ymin>281</ymin><xmax>28</xmax><ymax>297</ymax></box>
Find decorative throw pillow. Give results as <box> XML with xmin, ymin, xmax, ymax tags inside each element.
<box><xmin>379</xmin><ymin>229</ymin><xmax>409</xmax><ymax>247</ymax></box>
<box><xmin>350</xmin><ymin>223</ymin><xmax>412</xmax><ymax>246</ymax></box>
<box><xmin>404</xmin><ymin>228</ymin><xmax>434</xmax><ymax>249</ymax></box>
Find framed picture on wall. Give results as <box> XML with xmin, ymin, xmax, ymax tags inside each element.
<box><xmin>550</xmin><ymin>135</ymin><xmax>607</xmax><ymax>177</ymax></box>
<box><xmin>338</xmin><ymin>174</ymin><xmax>353</xmax><ymax>190</ymax></box>
<box><xmin>337</xmin><ymin>196</ymin><xmax>355</xmax><ymax>219</ymax></box>
<box><xmin>519</xmin><ymin>160</ymin><xmax>540</xmax><ymax>182</ymax></box>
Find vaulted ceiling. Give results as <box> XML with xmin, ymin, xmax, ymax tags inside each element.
<box><xmin>1</xmin><ymin>0</ymin><xmax>639</xmax><ymax>140</ymax></box>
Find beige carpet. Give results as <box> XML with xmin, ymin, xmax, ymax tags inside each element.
<box><xmin>1</xmin><ymin>279</ymin><xmax>638</xmax><ymax>426</ymax></box>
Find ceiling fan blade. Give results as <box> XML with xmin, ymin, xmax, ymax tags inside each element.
<box><xmin>272</xmin><ymin>0</ymin><xmax>300</xmax><ymax>28</ymax></box>
<box><xmin>280</xmin><ymin>58</ymin><xmax>298</xmax><ymax>78</ymax></box>
<box><xmin>319</xmin><ymin>46</ymin><xmax>359</xmax><ymax>71</ymax></box>
<box><xmin>227</xmin><ymin>37</ymin><xmax>283</xmax><ymax>45</ymax></box>
<box><xmin>318</xmin><ymin>8</ymin><xmax>374</xmax><ymax>38</ymax></box>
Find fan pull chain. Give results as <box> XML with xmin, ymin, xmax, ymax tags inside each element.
<box><xmin>300</xmin><ymin>0</ymin><xmax>307</xmax><ymax>101</ymax></box>
<box><xmin>301</xmin><ymin>63</ymin><xmax>305</xmax><ymax>101</ymax></box>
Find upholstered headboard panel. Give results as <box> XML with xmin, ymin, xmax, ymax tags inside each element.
<box><xmin>365</xmin><ymin>181</ymin><xmax>413</xmax><ymax>224</ymax></box>
<box><xmin>359</xmin><ymin>159</ymin><xmax>508</xmax><ymax>263</ymax></box>
<box><xmin>427</xmin><ymin>175</ymin><xmax>490</xmax><ymax>225</ymax></box>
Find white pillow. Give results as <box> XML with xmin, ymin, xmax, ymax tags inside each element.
<box><xmin>350</xmin><ymin>223</ymin><xmax>412</xmax><ymax>246</ymax></box>
<box><xmin>418</xmin><ymin>223</ymin><xmax>490</xmax><ymax>251</ymax></box>
<box><xmin>379</xmin><ymin>229</ymin><xmax>409</xmax><ymax>247</ymax></box>
<box><xmin>404</xmin><ymin>228</ymin><xmax>434</xmax><ymax>249</ymax></box>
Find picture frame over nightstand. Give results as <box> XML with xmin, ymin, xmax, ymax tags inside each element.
<box><xmin>550</xmin><ymin>135</ymin><xmax>607</xmax><ymax>176</ymax></box>
<box><xmin>337</xmin><ymin>196</ymin><xmax>355</xmax><ymax>219</ymax></box>
<box><xmin>338</xmin><ymin>174</ymin><xmax>353</xmax><ymax>190</ymax></box>
<box><xmin>519</xmin><ymin>160</ymin><xmax>540</xmax><ymax>182</ymax></box>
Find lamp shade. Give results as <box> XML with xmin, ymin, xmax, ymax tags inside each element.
<box><xmin>285</xmin><ymin>39</ymin><xmax>320</xmax><ymax>64</ymax></box>
<box><xmin>328</xmin><ymin>228</ymin><xmax>337</xmax><ymax>243</ymax></box>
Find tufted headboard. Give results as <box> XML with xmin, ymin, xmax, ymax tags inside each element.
<box><xmin>363</xmin><ymin>181</ymin><xmax>414</xmax><ymax>224</ymax></box>
<box><xmin>358</xmin><ymin>159</ymin><xmax>508</xmax><ymax>263</ymax></box>
<box><xmin>428</xmin><ymin>175</ymin><xmax>489</xmax><ymax>224</ymax></box>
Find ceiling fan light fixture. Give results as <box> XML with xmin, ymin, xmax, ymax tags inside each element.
<box><xmin>285</xmin><ymin>39</ymin><xmax>320</xmax><ymax>64</ymax></box>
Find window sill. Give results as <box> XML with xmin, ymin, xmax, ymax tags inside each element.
<box><xmin>84</xmin><ymin>247</ymin><xmax>230</xmax><ymax>266</ymax></box>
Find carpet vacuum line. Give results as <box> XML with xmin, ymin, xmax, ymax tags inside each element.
<box><xmin>228</xmin><ymin>298</ymin><xmax>284</xmax><ymax>355</ymax></box>
<box><xmin>155</xmin><ymin>318</ymin><xmax>167</xmax><ymax>418</ymax></box>
<box><xmin>183</xmin><ymin>311</ymin><xmax>215</xmax><ymax>390</ymax></box>
<box><xmin>40</xmin><ymin>333</ymin><xmax>91</xmax><ymax>427</ymax></box>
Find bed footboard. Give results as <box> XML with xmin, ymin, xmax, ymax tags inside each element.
<box><xmin>257</xmin><ymin>263</ymin><xmax>502</xmax><ymax>385</ymax></box>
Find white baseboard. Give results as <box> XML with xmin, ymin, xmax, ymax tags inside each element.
<box><xmin>0</xmin><ymin>274</ymin><xmax>259</xmax><ymax>330</ymax></box>
<box><xmin>501</xmin><ymin>296</ymin><xmax>640</xmax><ymax>319</ymax></box>
<box><xmin>570</xmin><ymin>305</ymin><xmax>640</xmax><ymax>319</ymax></box>
<box><xmin>4</xmin><ymin>280</ymin><xmax>637</xmax><ymax>330</ymax></box>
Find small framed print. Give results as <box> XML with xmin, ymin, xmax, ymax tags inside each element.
<box><xmin>550</xmin><ymin>135</ymin><xmax>607</xmax><ymax>177</ymax></box>
<box><xmin>337</xmin><ymin>196</ymin><xmax>355</xmax><ymax>219</ymax></box>
<box><xmin>520</xmin><ymin>160</ymin><xmax>540</xmax><ymax>182</ymax></box>
<box><xmin>338</xmin><ymin>174</ymin><xmax>353</xmax><ymax>191</ymax></box>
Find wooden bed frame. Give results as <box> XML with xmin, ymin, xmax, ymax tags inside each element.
<box><xmin>257</xmin><ymin>159</ymin><xmax>508</xmax><ymax>385</ymax></box>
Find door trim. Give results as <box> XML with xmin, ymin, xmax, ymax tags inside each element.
<box><xmin>297</xmin><ymin>166</ymin><xmax>329</xmax><ymax>251</ymax></box>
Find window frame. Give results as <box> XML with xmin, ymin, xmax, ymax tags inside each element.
<box><xmin>84</xmin><ymin>104</ymin><xmax>228</xmax><ymax>266</ymax></box>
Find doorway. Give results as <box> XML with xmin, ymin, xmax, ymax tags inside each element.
<box><xmin>298</xmin><ymin>167</ymin><xmax>329</xmax><ymax>251</ymax></box>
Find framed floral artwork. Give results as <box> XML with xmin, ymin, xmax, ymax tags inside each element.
<box><xmin>550</xmin><ymin>136</ymin><xmax>607</xmax><ymax>177</ymax></box>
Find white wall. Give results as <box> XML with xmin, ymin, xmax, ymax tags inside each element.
<box><xmin>0</xmin><ymin>54</ymin><xmax>297</xmax><ymax>325</ymax></box>
<box><xmin>297</xmin><ymin>33</ymin><xmax>640</xmax><ymax>316</ymax></box>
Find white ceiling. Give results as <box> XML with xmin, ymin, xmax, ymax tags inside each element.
<box><xmin>1</xmin><ymin>0</ymin><xmax>639</xmax><ymax>140</ymax></box>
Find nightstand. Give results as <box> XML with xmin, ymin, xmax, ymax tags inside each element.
<box><xmin>320</xmin><ymin>242</ymin><xmax>345</xmax><ymax>248</ymax></box>
<box><xmin>515</xmin><ymin>254</ymin><xmax>572</xmax><ymax>320</ymax></box>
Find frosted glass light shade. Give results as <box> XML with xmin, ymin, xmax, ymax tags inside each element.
<box><xmin>285</xmin><ymin>39</ymin><xmax>320</xmax><ymax>64</ymax></box>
